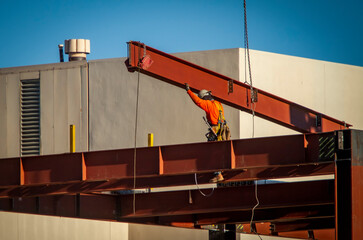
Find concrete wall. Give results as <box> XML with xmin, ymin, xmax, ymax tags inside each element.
<box><xmin>239</xmin><ymin>49</ymin><xmax>363</xmax><ymax>138</ymax></box>
<box><xmin>88</xmin><ymin>50</ymin><xmax>241</xmax><ymax>151</ymax></box>
<box><xmin>0</xmin><ymin>212</ymin><xmax>208</xmax><ymax>240</ymax></box>
<box><xmin>0</xmin><ymin>73</ymin><xmax>21</xmax><ymax>158</ymax></box>
<box><xmin>0</xmin><ymin>62</ymin><xmax>88</xmax><ymax>158</ymax></box>
<box><xmin>39</xmin><ymin>65</ymin><xmax>88</xmax><ymax>155</ymax></box>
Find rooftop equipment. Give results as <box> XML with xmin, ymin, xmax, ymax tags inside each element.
<box><xmin>58</xmin><ymin>44</ymin><xmax>64</xmax><ymax>62</ymax></box>
<box><xmin>64</xmin><ymin>39</ymin><xmax>90</xmax><ymax>61</ymax></box>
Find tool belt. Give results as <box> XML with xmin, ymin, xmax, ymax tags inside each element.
<box><xmin>206</xmin><ymin>122</ymin><xmax>231</xmax><ymax>142</ymax></box>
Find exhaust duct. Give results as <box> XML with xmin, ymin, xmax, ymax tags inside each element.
<box><xmin>58</xmin><ymin>44</ymin><xmax>64</xmax><ymax>62</ymax></box>
<box><xmin>64</xmin><ymin>39</ymin><xmax>90</xmax><ymax>61</ymax></box>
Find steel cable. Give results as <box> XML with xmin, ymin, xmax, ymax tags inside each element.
<box><xmin>133</xmin><ymin>65</ymin><xmax>141</xmax><ymax>215</ymax></box>
<box><xmin>194</xmin><ymin>173</ymin><xmax>215</xmax><ymax>197</ymax></box>
<box><xmin>244</xmin><ymin>1</ymin><xmax>260</xmax><ymax>238</ymax></box>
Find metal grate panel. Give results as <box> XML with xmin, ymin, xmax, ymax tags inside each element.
<box><xmin>21</xmin><ymin>79</ymin><xmax>40</xmax><ymax>156</ymax></box>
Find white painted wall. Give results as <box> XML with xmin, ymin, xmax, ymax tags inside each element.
<box><xmin>239</xmin><ymin>49</ymin><xmax>363</xmax><ymax>138</ymax></box>
<box><xmin>0</xmin><ymin>212</ymin><xmax>208</xmax><ymax>240</ymax></box>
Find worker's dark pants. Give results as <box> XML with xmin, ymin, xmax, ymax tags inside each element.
<box><xmin>208</xmin><ymin>125</ymin><xmax>231</xmax><ymax>176</ymax></box>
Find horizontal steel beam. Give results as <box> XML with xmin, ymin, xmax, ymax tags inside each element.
<box><xmin>119</xmin><ymin>180</ymin><xmax>334</xmax><ymax>218</ymax></box>
<box><xmin>127</xmin><ymin>41</ymin><xmax>350</xmax><ymax>133</ymax></box>
<box><xmin>122</xmin><ymin>204</ymin><xmax>334</xmax><ymax>227</ymax></box>
<box><xmin>271</xmin><ymin>217</ymin><xmax>335</xmax><ymax>232</ymax></box>
<box><xmin>238</xmin><ymin>223</ymin><xmax>335</xmax><ymax>239</ymax></box>
<box><xmin>0</xmin><ymin>132</ymin><xmax>338</xmax><ymax>197</ymax></box>
<box><xmin>0</xmin><ymin>134</ymin><xmax>328</xmax><ymax>187</ymax></box>
<box><xmin>0</xmin><ymin>162</ymin><xmax>334</xmax><ymax>198</ymax></box>
<box><xmin>0</xmin><ymin>180</ymin><xmax>334</xmax><ymax>223</ymax></box>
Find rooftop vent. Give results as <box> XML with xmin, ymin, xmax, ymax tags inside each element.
<box><xmin>64</xmin><ymin>39</ymin><xmax>90</xmax><ymax>61</ymax></box>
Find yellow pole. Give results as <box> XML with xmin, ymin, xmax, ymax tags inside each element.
<box><xmin>70</xmin><ymin>125</ymin><xmax>75</xmax><ymax>153</ymax></box>
<box><xmin>148</xmin><ymin>133</ymin><xmax>154</xmax><ymax>147</ymax></box>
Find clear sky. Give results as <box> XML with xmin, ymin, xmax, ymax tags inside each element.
<box><xmin>0</xmin><ymin>0</ymin><xmax>362</xmax><ymax>68</ymax></box>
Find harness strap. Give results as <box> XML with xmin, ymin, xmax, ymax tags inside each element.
<box><xmin>212</xmin><ymin>101</ymin><xmax>227</xmax><ymax>141</ymax></box>
<box><xmin>213</xmin><ymin>101</ymin><xmax>225</xmax><ymax>123</ymax></box>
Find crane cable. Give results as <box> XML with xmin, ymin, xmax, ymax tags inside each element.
<box><xmin>132</xmin><ymin>59</ymin><xmax>142</xmax><ymax>215</ymax></box>
<box><xmin>243</xmin><ymin>1</ymin><xmax>261</xmax><ymax>238</ymax></box>
<box><xmin>244</xmin><ymin>0</ymin><xmax>253</xmax><ymax>89</ymax></box>
<box><xmin>244</xmin><ymin>0</ymin><xmax>256</xmax><ymax>139</ymax></box>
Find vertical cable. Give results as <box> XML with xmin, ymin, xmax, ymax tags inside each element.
<box><xmin>244</xmin><ymin>1</ymin><xmax>260</xmax><ymax>237</ymax></box>
<box><xmin>133</xmin><ymin>66</ymin><xmax>141</xmax><ymax>214</ymax></box>
<box><xmin>244</xmin><ymin>0</ymin><xmax>253</xmax><ymax>88</ymax></box>
<box><xmin>243</xmin><ymin>0</ymin><xmax>256</xmax><ymax>138</ymax></box>
<box><xmin>250</xmin><ymin>180</ymin><xmax>260</xmax><ymax>231</ymax></box>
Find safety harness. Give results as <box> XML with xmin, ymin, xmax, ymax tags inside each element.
<box><xmin>206</xmin><ymin>101</ymin><xmax>230</xmax><ymax>141</ymax></box>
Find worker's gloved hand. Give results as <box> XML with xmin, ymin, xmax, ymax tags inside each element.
<box><xmin>185</xmin><ymin>83</ymin><xmax>190</xmax><ymax>91</ymax></box>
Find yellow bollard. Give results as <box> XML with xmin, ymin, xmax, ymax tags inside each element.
<box><xmin>70</xmin><ymin>125</ymin><xmax>75</xmax><ymax>153</ymax></box>
<box><xmin>148</xmin><ymin>133</ymin><xmax>154</xmax><ymax>147</ymax></box>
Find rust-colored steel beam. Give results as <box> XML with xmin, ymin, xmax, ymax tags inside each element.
<box><xmin>0</xmin><ymin>180</ymin><xmax>334</xmax><ymax>222</ymax></box>
<box><xmin>196</xmin><ymin>205</ymin><xmax>334</xmax><ymax>226</ymax></box>
<box><xmin>0</xmin><ymin>134</ymin><xmax>320</xmax><ymax>186</ymax></box>
<box><xmin>334</xmin><ymin>130</ymin><xmax>363</xmax><ymax>240</ymax></box>
<box><xmin>271</xmin><ymin>217</ymin><xmax>335</xmax><ymax>233</ymax></box>
<box><xmin>119</xmin><ymin>180</ymin><xmax>334</xmax><ymax>218</ymax></box>
<box><xmin>123</xmin><ymin>204</ymin><xmax>334</xmax><ymax>227</ymax></box>
<box><xmin>351</xmin><ymin>130</ymin><xmax>363</xmax><ymax>240</ymax></box>
<box><xmin>0</xmin><ymin>194</ymin><xmax>116</xmax><ymax>220</ymax></box>
<box><xmin>0</xmin><ymin>162</ymin><xmax>334</xmax><ymax>198</ymax></box>
<box><xmin>240</xmin><ymin>223</ymin><xmax>335</xmax><ymax>240</ymax></box>
<box><xmin>351</xmin><ymin>165</ymin><xmax>363</xmax><ymax>240</ymax></box>
<box><xmin>127</xmin><ymin>41</ymin><xmax>350</xmax><ymax>133</ymax></box>
<box><xmin>0</xmin><ymin>133</ymin><xmax>337</xmax><ymax>198</ymax></box>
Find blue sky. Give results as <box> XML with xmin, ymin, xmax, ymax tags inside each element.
<box><xmin>0</xmin><ymin>0</ymin><xmax>362</xmax><ymax>68</ymax></box>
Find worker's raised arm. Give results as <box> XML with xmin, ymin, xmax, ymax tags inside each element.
<box><xmin>185</xmin><ymin>83</ymin><xmax>209</xmax><ymax>111</ymax></box>
<box><xmin>186</xmin><ymin>89</ymin><xmax>209</xmax><ymax>111</ymax></box>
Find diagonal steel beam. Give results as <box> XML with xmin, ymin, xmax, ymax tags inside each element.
<box><xmin>127</xmin><ymin>41</ymin><xmax>350</xmax><ymax>133</ymax></box>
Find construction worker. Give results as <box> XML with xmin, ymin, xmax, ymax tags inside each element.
<box><xmin>185</xmin><ymin>83</ymin><xmax>230</xmax><ymax>182</ymax></box>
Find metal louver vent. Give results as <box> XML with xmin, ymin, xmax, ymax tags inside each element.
<box><xmin>21</xmin><ymin>79</ymin><xmax>40</xmax><ymax>156</ymax></box>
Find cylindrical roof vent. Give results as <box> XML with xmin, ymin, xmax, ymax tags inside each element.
<box><xmin>64</xmin><ymin>39</ymin><xmax>90</xmax><ymax>61</ymax></box>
